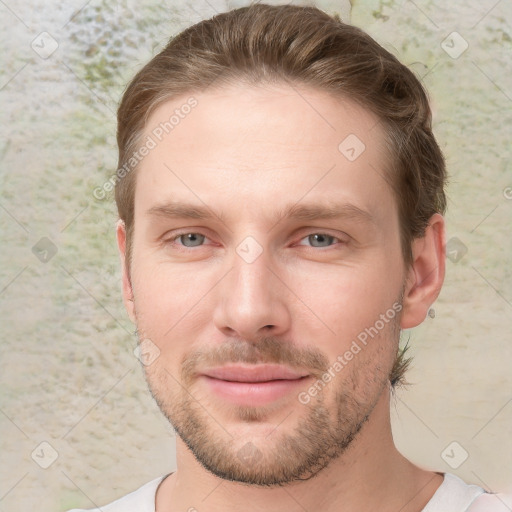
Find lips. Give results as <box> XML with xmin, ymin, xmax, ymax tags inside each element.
<box><xmin>199</xmin><ymin>364</ymin><xmax>310</xmax><ymax>407</ymax></box>
<box><xmin>201</xmin><ymin>364</ymin><xmax>309</xmax><ymax>382</ymax></box>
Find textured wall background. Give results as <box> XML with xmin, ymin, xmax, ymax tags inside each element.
<box><xmin>1</xmin><ymin>1</ymin><xmax>511</xmax><ymax>511</ymax></box>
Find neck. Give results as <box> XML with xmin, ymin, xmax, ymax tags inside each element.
<box><xmin>156</xmin><ymin>388</ymin><xmax>443</xmax><ymax>512</ymax></box>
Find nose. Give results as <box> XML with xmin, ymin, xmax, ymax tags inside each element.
<box><xmin>212</xmin><ymin>246</ymin><xmax>292</xmax><ymax>342</ymax></box>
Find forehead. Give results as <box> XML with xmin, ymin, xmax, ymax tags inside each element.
<box><xmin>134</xmin><ymin>83</ymin><xmax>396</xmax><ymax>227</ymax></box>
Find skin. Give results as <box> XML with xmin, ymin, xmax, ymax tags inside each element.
<box><xmin>116</xmin><ymin>83</ymin><xmax>446</xmax><ymax>512</ymax></box>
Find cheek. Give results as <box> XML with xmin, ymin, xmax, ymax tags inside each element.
<box><xmin>296</xmin><ymin>269</ymin><xmax>403</xmax><ymax>396</ymax></box>
<box><xmin>295</xmin><ymin>262</ymin><xmax>402</xmax><ymax>340</ymax></box>
<box><xmin>130</xmin><ymin>260</ymin><xmax>216</xmax><ymax>353</ymax></box>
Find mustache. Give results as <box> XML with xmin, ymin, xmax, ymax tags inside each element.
<box><xmin>180</xmin><ymin>337</ymin><xmax>330</xmax><ymax>384</ymax></box>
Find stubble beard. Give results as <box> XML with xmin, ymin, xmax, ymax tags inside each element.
<box><xmin>138</xmin><ymin>323</ymin><xmax>398</xmax><ymax>487</ymax></box>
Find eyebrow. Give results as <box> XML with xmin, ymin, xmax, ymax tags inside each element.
<box><xmin>146</xmin><ymin>200</ymin><xmax>375</xmax><ymax>226</ymax></box>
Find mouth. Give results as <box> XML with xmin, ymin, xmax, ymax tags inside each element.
<box><xmin>199</xmin><ymin>364</ymin><xmax>311</xmax><ymax>406</ymax></box>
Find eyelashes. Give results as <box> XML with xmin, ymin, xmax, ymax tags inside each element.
<box><xmin>170</xmin><ymin>232</ymin><xmax>208</xmax><ymax>248</ymax></box>
<box><xmin>296</xmin><ymin>233</ymin><xmax>342</xmax><ymax>248</ymax></box>
<box><xmin>165</xmin><ymin>231</ymin><xmax>347</xmax><ymax>251</ymax></box>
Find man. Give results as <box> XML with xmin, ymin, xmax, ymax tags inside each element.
<box><xmin>70</xmin><ymin>3</ymin><xmax>508</xmax><ymax>511</ymax></box>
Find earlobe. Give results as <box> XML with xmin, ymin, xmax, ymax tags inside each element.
<box><xmin>400</xmin><ymin>214</ymin><xmax>446</xmax><ymax>329</ymax></box>
<box><xmin>116</xmin><ymin>219</ymin><xmax>136</xmax><ymax>323</ymax></box>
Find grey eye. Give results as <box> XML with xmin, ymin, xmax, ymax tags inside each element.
<box><xmin>305</xmin><ymin>234</ymin><xmax>337</xmax><ymax>247</ymax></box>
<box><xmin>178</xmin><ymin>233</ymin><xmax>206</xmax><ymax>247</ymax></box>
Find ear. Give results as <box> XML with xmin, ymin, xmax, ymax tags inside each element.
<box><xmin>116</xmin><ymin>219</ymin><xmax>136</xmax><ymax>323</ymax></box>
<box><xmin>400</xmin><ymin>213</ymin><xmax>446</xmax><ymax>329</ymax></box>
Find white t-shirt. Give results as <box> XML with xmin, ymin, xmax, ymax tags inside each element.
<box><xmin>67</xmin><ymin>473</ymin><xmax>508</xmax><ymax>512</ymax></box>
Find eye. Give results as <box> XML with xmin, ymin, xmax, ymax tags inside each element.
<box><xmin>165</xmin><ymin>231</ymin><xmax>345</xmax><ymax>250</ymax></box>
<box><xmin>171</xmin><ymin>232</ymin><xmax>208</xmax><ymax>248</ymax></box>
<box><xmin>297</xmin><ymin>233</ymin><xmax>342</xmax><ymax>248</ymax></box>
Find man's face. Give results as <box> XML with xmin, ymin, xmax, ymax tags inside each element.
<box><xmin>122</xmin><ymin>83</ymin><xmax>408</xmax><ymax>485</ymax></box>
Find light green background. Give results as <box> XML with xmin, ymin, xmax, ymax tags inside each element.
<box><xmin>1</xmin><ymin>1</ymin><xmax>511</xmax><ymax>510</ymax></box>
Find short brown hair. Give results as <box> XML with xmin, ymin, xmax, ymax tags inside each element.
<box><xmin>115</xmin><ymin>3</ymin><xmax>447</xmax><ymax>386</ymax></box>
